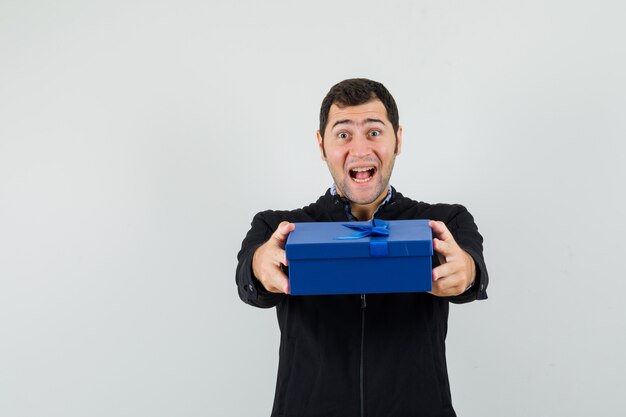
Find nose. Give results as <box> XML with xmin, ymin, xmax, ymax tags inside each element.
<box><xmin>348</xmin><ymin>132</ymin><xmax>372</xmax><ymax>158</ymax></box>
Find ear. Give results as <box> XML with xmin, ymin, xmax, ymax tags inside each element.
<box><xmin>316</xmin><ymin>130</ymin><xmax>326</xmax><ymax>161</ymax></box>
<box><xmin>395</xmin><ymin>126</ymin><xmax>403</xmax><ymax>156</ymax></box>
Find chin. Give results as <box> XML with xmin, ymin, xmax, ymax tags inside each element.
<box><xmin>342</xmin><ymin>181</ymin><xmax>386</xmax><ymax>205</ymax></box>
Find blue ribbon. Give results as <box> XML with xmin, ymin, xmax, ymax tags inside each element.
<box><xmin>335</xmin><ymin>219</ymin><xmax>390</xmax><ymax>257</ymax></box>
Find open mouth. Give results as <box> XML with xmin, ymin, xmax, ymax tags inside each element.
<box><xmin>349</xmin><ymin>166</ymin><xmax>376</xmax><ymax>183</ymax></box>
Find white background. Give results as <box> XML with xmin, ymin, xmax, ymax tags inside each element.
<box><xmin>1</xmin><ymin>1</ymin><xmax>625</xmax><ymax>416</ymax></box>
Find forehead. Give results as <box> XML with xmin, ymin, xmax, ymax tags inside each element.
<box><xmin>327</xmin><ymin>100</ymin><xmax>389</xmax><ymax>127</ymax></box>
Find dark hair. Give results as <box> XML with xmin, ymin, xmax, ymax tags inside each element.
<box><xmin>319</xmin><ymin>78</ymin><xmax>400</xmax><ymax>143</ymax></box>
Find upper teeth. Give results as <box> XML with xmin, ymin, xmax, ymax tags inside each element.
<box><xmin>352</xmin><ymin>167</ymin><xmax>373</xmax><ymax>172</ymax></box>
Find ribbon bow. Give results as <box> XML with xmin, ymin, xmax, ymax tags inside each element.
<box><xmin>335</xmin><ymin>219</ymin><xmax>390</xmax><ymax>257</ymax></box>
<box><xmin>335</xmin><ymin>218</ymin><xmax>390</xmax><ymax>240</ymax></box>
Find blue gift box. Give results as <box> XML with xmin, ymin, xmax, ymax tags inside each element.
<box><xmin>285</xmin><ymin>219</ymin><xmax>433</xmax><ymax>295</ymax></box>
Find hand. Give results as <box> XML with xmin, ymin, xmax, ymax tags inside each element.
<box><xmin>252</xmin><ymin>221</ymin><xmax>295</xmax><ymax>294</ymax></box>
<box><xmin>428</xmin><ymin>220</ymin><xmax>476</xmax><ymax>297</ymax></box>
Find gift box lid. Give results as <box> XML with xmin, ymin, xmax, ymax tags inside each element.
<box><xmin>286</xmin><ymin>219</ymin><xmax>433</xmax><ymax>260</ymax></box>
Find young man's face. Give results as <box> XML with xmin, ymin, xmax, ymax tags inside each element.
<box><xmin>317</xmin><ymin>99</ymin><xmax>402</xmax><ymax>208</ymax></box>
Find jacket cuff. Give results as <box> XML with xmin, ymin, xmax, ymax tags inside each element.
<box><xmin>236</xmin><ymin>243</ymin><xmax>285</xmax><ymax>308</ymax></box>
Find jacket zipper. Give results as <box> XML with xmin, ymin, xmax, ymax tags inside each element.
<box><xmin>360</xmin><ymin>293</ymin><xmax>366</xmax><ymax>417</ymax></box>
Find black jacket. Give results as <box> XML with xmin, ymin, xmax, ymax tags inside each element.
<box><xmin>236</xmin><ymin>188</ymin><xmax>488</xmax><ymax>417</ymax></box>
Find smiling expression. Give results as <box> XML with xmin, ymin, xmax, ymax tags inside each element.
<box><xmin>317</xmin><ymin>99</ymin><xmax>402</xmax><ymax>214</ymax></box>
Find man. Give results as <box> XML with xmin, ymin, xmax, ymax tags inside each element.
<box><xmin>236</xmin><ymin>78</ymin><xmax>488</xmax><ymax>417</ymax></box>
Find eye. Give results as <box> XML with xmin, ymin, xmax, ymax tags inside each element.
<box><xmin>369</xmin><ymin>130</ymin><xmax>381</xmax><ymax>137</ymax></box>
<box><xmin>337</xmin><ymin>132</ymin><xmax>350</xmax><ymax>140</ymax></box>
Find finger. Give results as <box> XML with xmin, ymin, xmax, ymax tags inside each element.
<box><xmin>429</xmin><ymin>276</ymin><xmax>464</xmax><ymax>297</ymax></box>
<box><xmin>429</xmin><ymin>220</ymin><xmax>454</xmax><ymax>243</ymax></box>
<box><xmin>429</xmin><ymin>283</ymin><xmax>453</xmax><ymax>297</ymax></box>
<box><xmin>272</xmin><ymin>221</ymin><xmax>296</xmax><ymax>246</ymax></box>
<box><xmin>432</xmin><ymin>262</ymin><xmax>455</xmax><ymax>281</ymax></box>
<box><xmin>273</xmin><ymin>247</ymin><xmax>288</xmax><ymax>267</ymax></box>
<box><xmin>433</xmin><ymin>237</ymin><xmax>457</xmax><ymax>258</ymax></box>
<box><xmin>266</xmin><ymin>270</ymin><xmax>290</xmax><ymax>294</ymax></box>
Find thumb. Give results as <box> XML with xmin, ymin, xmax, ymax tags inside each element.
<box><xmin>272</xmin><ymin>221</ymin><xmax>295</xmax><ymax>246</ymax></box>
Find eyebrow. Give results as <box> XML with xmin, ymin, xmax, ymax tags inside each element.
<box><xmin>331</xmin><ymin>118</ymin><xmax>387</xmax><ymax>129</ymax></box>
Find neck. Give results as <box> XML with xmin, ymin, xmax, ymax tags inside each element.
<box><xmin>349</xmin><ymin>189</ymin><xmax>389</xmax><ymax>221</ymax></box>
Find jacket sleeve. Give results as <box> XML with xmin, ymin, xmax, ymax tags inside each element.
<box><xmin>445</xmin><ymin>205</ymin><xmax>489</xmax><ymax>304</ymax></box>
<box><xmin>235</xmin><ymin>211</ymin><xmax>287</xmax><ymax>309</ymax></box>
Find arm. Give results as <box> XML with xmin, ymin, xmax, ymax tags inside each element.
<box><xmin>235</xmin><ymin>212</ymin><xmax>293</xmax><ymax>308</ymax></box>
<box><xmin>428</xmin><ymin>206</ymin><xmax>489</xmax><ymax>303</ymax></box>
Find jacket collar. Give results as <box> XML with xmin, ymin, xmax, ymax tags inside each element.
<box><xmin>321</xmin><ymin>186</ymin><xmax>400</xmax><ymax>221</ymax></box>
